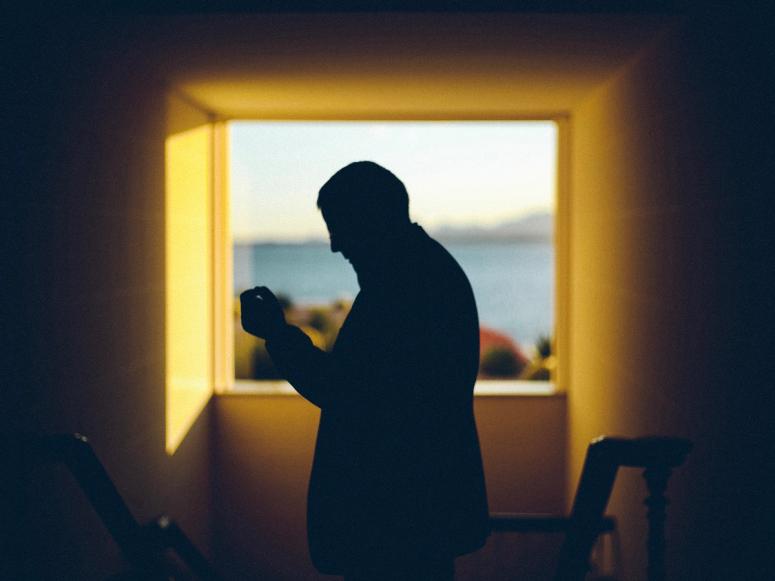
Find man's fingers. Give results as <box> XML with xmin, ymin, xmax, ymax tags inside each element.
<box><xmin>255</xmin><ymin>286</ymin><xmax>279</xmax><ymax>304</ymax></box>
<box><xmin>241</xmin><ymin>287</ymin><xmax>270</xmax><ymax>303</ymax></box>
<box><xmin>240</xmin><ymin>288</ymin><xmax>257</xmax><ymax>300</ymax></box>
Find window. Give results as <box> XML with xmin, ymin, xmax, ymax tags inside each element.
<box><xmin>227</xmin><ymin>121</ymin><xmax>561</xmax><ymax>394</ymax></box>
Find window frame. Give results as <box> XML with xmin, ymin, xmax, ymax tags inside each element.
<box><xmin>212</xmin><ymin>116</ymin><xmax>570</xmax><ymax>396</ymax></box>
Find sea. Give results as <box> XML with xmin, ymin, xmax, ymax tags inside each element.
<box><xmin>234</xmin><ymin>241</ymin><xmax>553</xmax><ymax>350</ymax></box>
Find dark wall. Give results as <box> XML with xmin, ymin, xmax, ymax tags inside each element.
<box><xmin>2</xmin><ymin>13</ymin><xmax>214</xmax><ymax>579</ymax></box>
<box><xmin>568</xmin><ymin>9</ymin><xmax>772</xmax><ymax>580</ymax></box>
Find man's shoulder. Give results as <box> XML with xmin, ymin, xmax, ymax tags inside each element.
<box><xmin>400</xmin><ymin>232</ymin><xmax>475</xmax><ymax>306</ymax></box>
<box><xmin>416</xmin><ymin>231</ymin><xmax>469</xmax><ymax>280</ymax></box>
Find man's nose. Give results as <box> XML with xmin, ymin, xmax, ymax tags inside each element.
<box><xmin>329</xmin><ymin>235</ymin><xmax>340</xmax><ymax>254</ymax></box>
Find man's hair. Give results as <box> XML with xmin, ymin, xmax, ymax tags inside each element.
<box><xmin>317</xmin><ymin>161</ymin><xmax>410</xmax><ymax>226</ymax></box>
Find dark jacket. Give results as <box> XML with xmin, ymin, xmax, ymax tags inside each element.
<box><xmin>266</xmin><ymin>224</ymin><xmax>489</xmax><ymax>574</ymax></box>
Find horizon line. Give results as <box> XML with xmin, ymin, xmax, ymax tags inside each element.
<box><xmin>233</xmin><ymin>208</ymin><xmax>554</xmax><ymax>245</ymax></box>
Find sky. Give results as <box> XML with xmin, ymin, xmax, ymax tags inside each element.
<box><xmin>230</xmin><ymin>121</ymin><xmax>557</xmax><ymax>243</ymax></box>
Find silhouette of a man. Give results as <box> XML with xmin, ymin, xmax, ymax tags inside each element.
<box><xmin>240</xmin><ymin>161</ymin><xmax>489</xmax><ymax>581</ymax></box>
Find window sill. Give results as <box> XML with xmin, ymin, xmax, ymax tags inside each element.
<box><xmin>222</xmin><ymin>379</ymin><xmax>563</xmax><ymax>397</ymax></box>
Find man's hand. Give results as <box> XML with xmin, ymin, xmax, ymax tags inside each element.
<box><xmin>240</xmin><ymin>286</ymin><xmax>287</xmax><ymax>340</ymax></box>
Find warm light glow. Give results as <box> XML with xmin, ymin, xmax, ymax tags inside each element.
<box><xmin>165</xmin><ymin>124</ymin><xmax>213</xmax><ymax>454</ymax></box>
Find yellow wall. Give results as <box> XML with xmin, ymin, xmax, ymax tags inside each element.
<box><xmin>568</xmin><ymin>17</ymin><xmax>768</xmax><ymax>580</ymax></box>
<box><xmin>213</xmin><ymin>394</ymin><xmax>566</xmax><ymax>580</ymax></box>
<box><xmin>165</xmin><ymin>97</ymin><xmax>214</xmax><ymax>454</ymax></box>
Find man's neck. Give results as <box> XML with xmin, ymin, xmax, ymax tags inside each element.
<box><xmin>352</xmin><ymin>222</ymin><xmax>422</xmax><ymax>288</ymax></box>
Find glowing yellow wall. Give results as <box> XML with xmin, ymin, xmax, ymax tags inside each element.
<box><xmin>165</xmin><ymin>116</ymin><xmax>214</xmax><ymax>454</ymax></box>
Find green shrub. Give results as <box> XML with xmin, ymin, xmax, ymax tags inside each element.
<box><xmin>308</xmin><ymin>308</ymin><xmax>330</xmax><ymax>333</ymax></box>
<box><xmin>519</xmin><ymin>361</ymin><xmax>551</xmax><ymax>381</ymax></box>
<box><xmin>481</xmin><ymin>347</ymin><xmax>525</xmax><ymax>378</ymax></box>
<box><xmin>276</xmin><ymin>293</ymin><xmax>293</xmax><ymax>311</ymax></box>
<box><xmin>536</xmin><ymin>334</ymin><xmax>552</xmax><ymax>358</ymax></box>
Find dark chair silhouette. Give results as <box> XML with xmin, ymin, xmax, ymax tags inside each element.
<box><xmin>22</xmin><ymin>433</ymin><xmax>219</xmax><ymax>581</ymax></box>
<box><xmin>490</xmin><ymin>435</ymin><xmax>692</xmax><ymax>581</ymax></box>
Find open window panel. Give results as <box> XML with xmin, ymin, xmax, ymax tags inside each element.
<box><xmin>226</xmin><ymin>120</ymin><xmax>566</xmax><ymax>396</ymax></box>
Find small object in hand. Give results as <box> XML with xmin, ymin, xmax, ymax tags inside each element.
<box><xmin>240</xmin><ymin>286</ymin><xmax>286</xmax><ymax>340</ymax></box>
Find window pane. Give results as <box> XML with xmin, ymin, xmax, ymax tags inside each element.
<box><xmin>230</xmin><ymin>121</ymin><xmax>556</xmax><ymax>383</ymax></box>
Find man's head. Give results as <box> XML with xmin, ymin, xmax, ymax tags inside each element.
<box><xmin>317</xmin><ymin>161</ymin><xmax>410</xmax><ymax>264</ymax></box>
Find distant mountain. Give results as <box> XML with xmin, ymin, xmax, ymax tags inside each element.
<box><xmin>235</xmin><ymin>237</ymin><xmax>327</xmax><ymax>246</ymax></box>
<box><xmin>235</xmin><ymin>211</ymin><xmax>554</xmax><ymax>246</ymax></box>
<box><xmin>431</xmin><ymin>211</ymin><xmax>553</xmax><ymax>243</ymax></box>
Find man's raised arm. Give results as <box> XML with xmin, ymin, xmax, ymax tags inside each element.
<box><xmin>240</xmin><ymin>286</ymin><xmax>333</xmax><ymax>408</ymax></box>
<box><xmin>265</xmin><ymin>325</ymin><xmax>333</xmax><ymax>408</ymax></box>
